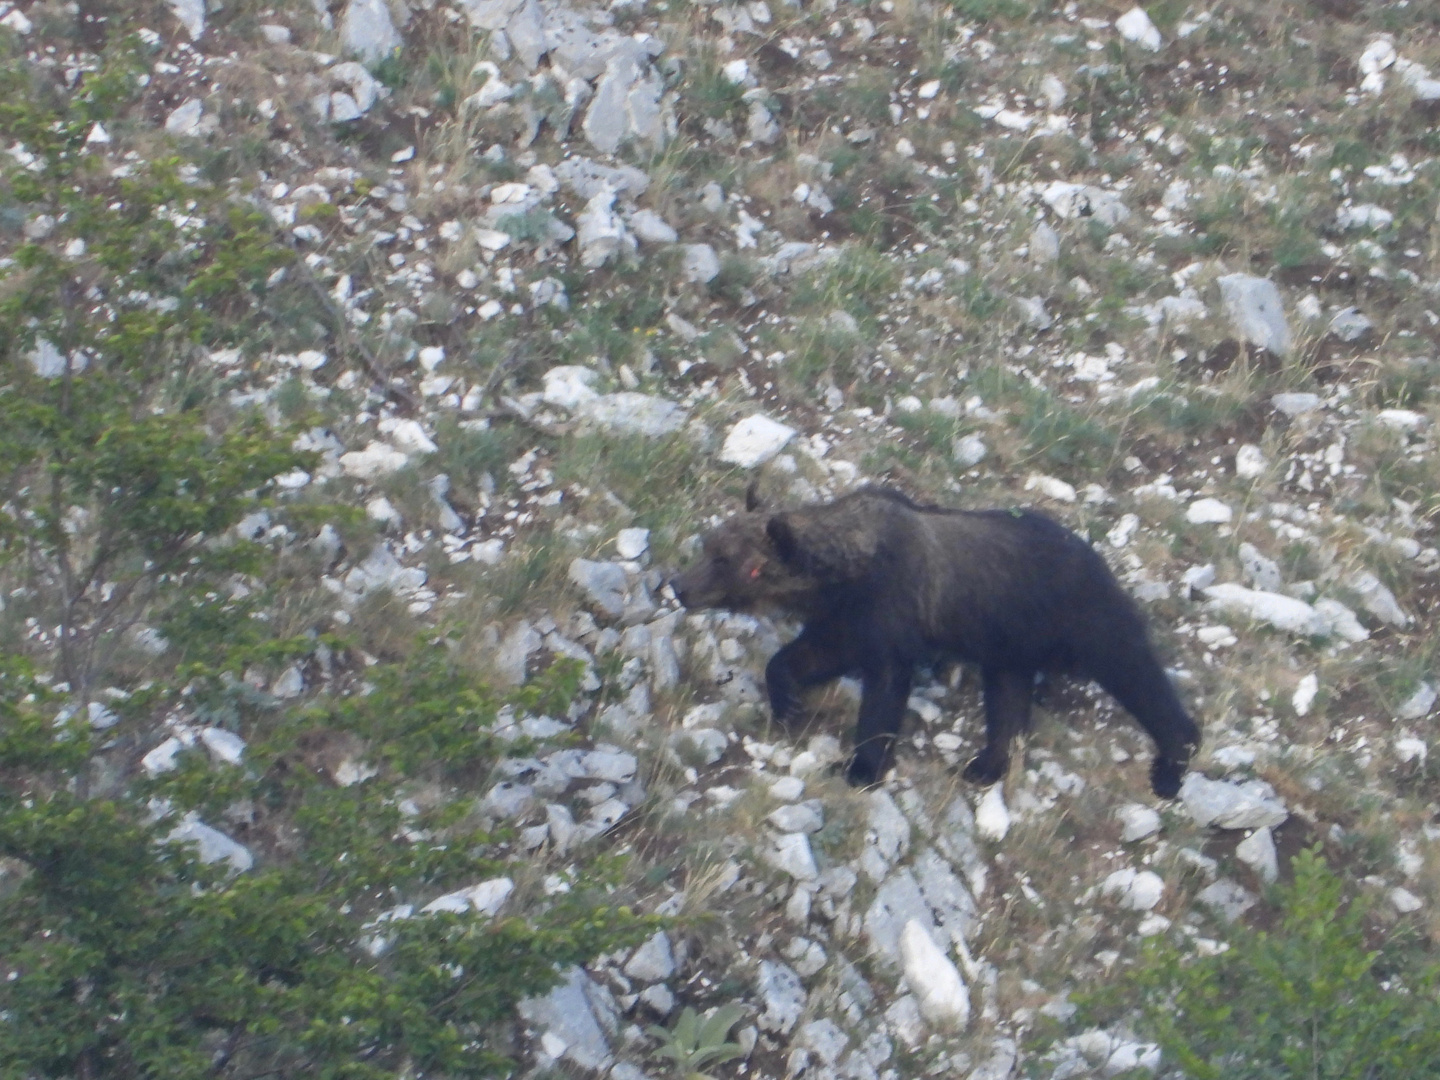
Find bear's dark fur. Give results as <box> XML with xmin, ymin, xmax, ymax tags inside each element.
<box><xmin>670</xmin><ymin>486</ymin><xmax>1200</xmax><ymax>797</ymax></box>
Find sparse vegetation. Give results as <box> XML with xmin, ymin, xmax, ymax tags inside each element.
<box><xmin>5</xmin><ymin>0</ymin><xmax>1440</xmax><ymax>1076</ymax></box>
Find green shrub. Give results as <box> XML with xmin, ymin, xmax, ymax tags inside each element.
<box><xmin>1111</xmin><ymin>849</ymin><xmax>1440</xmax><ymax>1080</ymax></box>
<box><xmin>0</xmin><ymin>646</ymin><xmax>650</xmax><ymax>1079</ymax></box>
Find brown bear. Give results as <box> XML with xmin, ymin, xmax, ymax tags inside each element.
<box><xmin>670</xmin><ymin>485</ymin><xmax>1200</xmax><ymax>797</ymax></box>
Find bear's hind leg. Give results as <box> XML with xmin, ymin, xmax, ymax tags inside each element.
<box><xmin>846</xmin><ymin>659</ymin><xmax>913</xmax><ymax>787</ymax></box>
<box><xmin>963</xmin><ymin>667</ymin><xmax>1033</xmax><ymax>786</ymax></box>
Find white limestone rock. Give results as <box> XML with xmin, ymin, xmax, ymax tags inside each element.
<box><xmin>1218</xmin><ymin>274</ymin><xmax>1292</xmax><ymax>356</ymax></box>
<box><xmin>1181</xmin><ymin>774</ymin><xmax>1288</xmax><ymax>830</ymax></box>
<box><xmin>165</xmin><ymin>812</ymin><xmax>253</xmax><ymax>874</ymax></box>
<box><xmin>341</xmin><ymin>0</ymin><xmax>402</xmax><ymax>63</ymax></box>
<box><xmin>1349</xmin><ymin>570</ymin><xmax>1410</xmax><ymax>628</ymax></box>
<box><xmin>1235</xmin><ymin>827</ymin><xmax>1278</xmax><ymax>883</ymax></box>
<box><xmin>568</xmin><ymin>558</ymin><xmax>629</xmax><ymax>619</ymax></box>
<box><xmin>1202</xmin><ymin>583</ymin><xmax>1329</xmax><ymax>637</ymax></box>
<box><xmin>1292</xmin><ymin>672</ymin><xmax>1319</xmax><ymax>717</ymax></box>
<box><xmin>1041</xmin><ymin>182</ymin><xmax>1130</xmax><ymax>226</ymax></box>
<box><xmin>899</xmin><ymin>919</ymin><xmax>970</xmax><ymax>1030</ymax></box>
<box><xmin>720</xmin><ymin>414</ymin><xmax>795</xmax><ymax>468</ymax></box>
<box><xmin>756</xmin><ymin>960</ymin><xmax>806</xmax><ymax>1034</ymax></box>
<box><xmin>1398</xmin><ymin>681</ymin><xmax>1437</xmax><ymax>720</ymax></box>
<box><xmin>766</xmin><ymin>832</ymin><xmax>820</xmax><ymax>882</ymax></box>
<box><xmin>1196</xmin><ymin>878</ymin><xmax>1256</xmax><ymax>921</ymax></box>
<box><xmin>624</xmin><ymin>931</ymin><xmax>676</xmax><ymax>983</ymax></box>
<box><xmin>975</xmin><ymin>785</ymin><xmax>1010</xmax><ymax>841</ymax></box>
<box><xmin>1239</xmin><ymin>542</ymin><xmax>1283</xmax><ymax>591</ymax></box>
<box><xmin>1101</xmin><ymin>868</ymin><xmax>1165</xmax><ymax>911</ymax></box>
<box><xmin>1186</xmin><ymin>498</ymin><xmax>1233</xmax><ymax>525</ymax></box>
<box><xmin>1235</xmin><ymin>444</ymin><xmax>1268</xmax><ymax>479</ymax></box>
<box><xmin>517</xmin><ymin>967</ymin><xmax>616</xmax><ymax>1072</ymax></box>
<box><xmin>167</xmin><ymin>0</ymin><xmax>205</xmax><ymax>39</ymax></box>
<box><xmin>1116</xmin><ymin>803</ymin><xmax>1161</xmax><ymax>842</ymax></box>
<box><xmin>681</xmin><ymin>243</ymin><xmax>722</xmax><ymax>284</ymax></box>
<box><xmin>1115</xmin><ymin>7</ymin><xmax>1162</xmax><ymax>50</ymax></box>
<box><xmin>422</xmin><ymin>877</ymin><xmax>514</xmax><ymax>916</ymax></box>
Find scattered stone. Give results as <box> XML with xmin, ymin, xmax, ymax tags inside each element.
<box><xmin>1392</xmin><ymin>887</ymin><xmax>1424</xmax><ymax>914</ymax></box>
<box><xmin>1271</xmin><ymin>392</ymin><xmax>1322</xmax><ymax>416</ymax></box>
<box><xmin>1336</xmin><ymin>203</ymin><xmax>1393</xmax><ymax>231</ymax></box>
<box><xmin>1100</xmin><ymin>868</ymin><xmax>1165</xmax><ymax>911</ymax></box>
<box><xmin>668</xmin><ymin>727</ymin><xmax>727</xmax><ymax>766</ymax></box>
<box><xmin>1041</xmin><ymin>182</ymin><xmax>1130</xmax><ymax>226</ymax></box>
<box><xmin>953</xmin><ymin>433</ymin><xmax>988</xmax><ymax>467</ymax></box>
<box><xmin>518</xmin><ymin>967</ymin><xmax>616</xmax><ymax>1072</ymax></box>
<box><xmin>1196</xmin><ymin>878</ymin><xmax>1256</xmax><ymax>921</ymax></box>
<box><xmin>1217</xmin><ymin>274</ymin><xmax>1292</xmax><ymax>357</ymax></box>
<box><xmin>1328</xmin><ymin>307</ymin><xmax>1373</xmax><ymax>342</ymax></box>
<box><xmin>1292</xmin><ymin>672</ymin><xmax>1319</xmax><ymax>717</ymax></box>
<box><xmin>1234</xmin><ymin>444</ymin><xmax>1268</xmax><ymax>479</ymax></box>
<box><xmin>766</xmin><ymin>832</ymin><xmax>819</xmax><ymax>881</ymax></box>
<box><xmin>1116</xmin><ymin>803</ymin><xmax>1161</xmax><ymax>842</ymax></box>
<box><xmin>1115</xmin><ymin>7</ymin><xmax>1162</xmax><ymax>50</ymax></box>
<box><xmin>341</xmin><ymin>0</ymin><xmax>402</xmax><ymax>63</ymax></box>
<box><xmin>864</xmin><ymin>869</ymin><xmax>937</xmax><ymax>962</ymax></box>
<box><xmin>1030</xmin><ymin>222</ymin><xmax>1060</xmax><ymax>264</ymax></box>
<box><xmin>165</xmin><ymin>812</ymin><xmax>253</xmax><ymax>874</ymax></box>
<box><xmin>27</xmin><ymin>339</ymin><xmax>69</xmax><ymax>378</ymax></box>
<box><xmin>1314</xmin><ymin>598</ymin><xmax>1370</xmax><ymax>643</ymax></box>
<box><xmin>164</xmin><ymin>98</ymin><xmax>207</xmax><ymax>137</ymax></box>
<box><xmin>167</xmin><ymin>0</ymin><xmax>205</xmax><ymax>39</ymax></box>
<box><xmin>624</xmin><ymin>931</ymin><xmax>676</xmax><ymax>983</ymax></box>
<box><xmin>681</xmin><ymin>244</ymin><xmax>721</xmax><ymax>284</ymax></box>
<box><xmin>628</xmin><ymin>208</ymin><xmax>678</xmax><ymax>244</ymax></box>
<box><xmin>769</xmin><ymin>801</ymin><xmax>824</xmax><ymax>834</ymax></box>
<box><xmin>569</xmin><ymin>558</ymin><xmax>629</xmax><ymax>618</ymax></box>
<box><xmin>1239</xmin><ymin>543</ymin><xmax>1282</xmax><ymax>591</ymax></box>
<box><xmin>756</xmin><ymin>960</ymin><xmax>807</xmax><ymax>1035</ymax></box>
<box><xmin>1186</xmin><ymin>498</ymin><xmax>1232</xmax><ymax>525</ymax></box>
<box><xmin>900</xmin><ymin>919</ymin><xmax>970</xmax><ymax>1030</ymax></box>
<box><xmin>975</xmin><ymin>786</ymin><xmax>1010</xmax><ymax>842</ymax></box>
<box><xmin>1235</xmin><ymin>827</ymin><xmax>1278</xmax><ymax>883</ymax></box>
<box><xmin>1202</xmin><ymin>583</ymin><xmax>1329</xmax><ymax>638</ymax></box>
<box><xmin>1024</xmin><ymin>474</ymin><xmax>1077</xmax><ymax>503</ymax></box>
<box><xmin>1398</xmin><ymin>681</ymin><xmax>1437</xmax><ymax>720</ymax></box>
<box><xmin>423</xmin><ymin>877</ymin><xmax>515</xmax><ymax>916</ymax></box>
<box><xmin>720</xmin><ymin>414</ymin><xmax>795</xmax><ymax>468</ymax></box>
<box><xmin>1181</xmin><ymin>774</ymin><xmax>1288</xmax><ymax>830</ymax></box>
<box><xmin>580</xmin><ymin>393</ymin><xmax>688</xmax><ymax>437</ymax></box>
<box><xmin>339</xmin><ymin>441</ymin><xmax>410</xmax><ymax>480</ymax></box>
<box><xmin>1014</xmin><ymin>295</ymin><xmax>1052</xmax><ymax>331</ymax></box>
<box><xmin>1349</xmin><ymin>570</ymin><xmax>1410</xmax><ymax>628</ymax></box>
<box><xmin>576</xmin><ymin>188</ymin><xmax>634</xmax><ymax>269</ymax></box>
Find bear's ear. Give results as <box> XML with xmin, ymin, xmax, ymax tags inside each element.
<box><xmin>745</xmin><ymin>480</ymin><xmax>766</xmax><ymax>513</ymax></box>
<box><xmin>765</xmin><ymin>514</ymin><xmax>799</xmax><ymax>564</ymax></box>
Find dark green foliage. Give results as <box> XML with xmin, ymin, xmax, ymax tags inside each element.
<box><xmin>1105</xmin><ymin>850</ymin><xmax>1440</xmax><ymax>1080</ymax></box>
<box><xmin>0</xmin><ymin>41</ymin><xmax>652</xmax><ymax>1080</ymax></box>
<box><xmin>0</xmin><ymin>644</ymin><xmax>650</xmax><ymax>1079</ymax></box>
<box><xmin>0</xmin><ymin>44</ymin><xmax>310</xmax><ymax>694</ymax></box>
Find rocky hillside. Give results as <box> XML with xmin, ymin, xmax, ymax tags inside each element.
<box><xmin>3</xmin><ymin>0</ymin><xmax>1440</xmax><ymax>1077</ymax></box>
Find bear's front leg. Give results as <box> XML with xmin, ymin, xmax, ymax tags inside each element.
<box><xmin>765</xmin><ymin>622</ymin><xmax>859</xmax><ymax>734</ymax></box>
<box><xmin>846</xmin><ymin>659</ymin><xmax>912</xmax><ymax>787</ymax></box>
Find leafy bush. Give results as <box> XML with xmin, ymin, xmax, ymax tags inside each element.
<box><xmin>0</xmin><ymin>39</ymin><xmax>653</xmax><ymax>1080</ymax></box>
<box><xmin>1111</xmin><ymin>849</ymin><xmax>1440</xmax><ymax>1080</ymax></box>
<box><xmin>0</xmin><ymin>646</ymin><xmax>651</xmax><ymax>1079</ymax></box>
